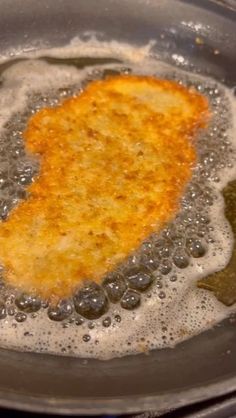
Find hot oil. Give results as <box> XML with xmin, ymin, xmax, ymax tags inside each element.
<box><xmin>0</xmin><ymin>40</ymin><xmax>235</xmax><ymax>359</ymax></box>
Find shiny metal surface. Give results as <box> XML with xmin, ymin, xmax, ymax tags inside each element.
<box><xmin>0</xmin><ymin>0</ymin><xmax>235</xmax><ymax>414</ymax></box>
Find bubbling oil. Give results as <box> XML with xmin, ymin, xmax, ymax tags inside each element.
<box><xmin>0</xmin><ymin>39</ymin><xmax>235</xmax><ymax>359</ymax></box>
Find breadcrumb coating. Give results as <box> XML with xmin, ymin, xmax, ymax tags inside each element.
<box><xmin>0</xmin><ymin>75</ymin><xmax>209</xmax><ymax>298</ymax></box>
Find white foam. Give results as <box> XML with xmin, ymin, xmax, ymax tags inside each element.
<box><xmin>0</xmin><ymin>38</ymin><xmax>235</xmax><ymax>359</ymax></box>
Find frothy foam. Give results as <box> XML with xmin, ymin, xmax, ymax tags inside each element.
<box><xmin>0</xmin><ymin>39</ymin><xmax>235</xmax><ymax>359</ymax></box>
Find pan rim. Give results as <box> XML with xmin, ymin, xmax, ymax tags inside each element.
<box><xmin>0</xmin><ymin>372</ymin><xmax>235</xmax><ymax>414</ymax></box>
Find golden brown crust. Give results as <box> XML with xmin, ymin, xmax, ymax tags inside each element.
<box><xmin>0</xmin><ymin>75</ymin><xmax>209</xmax><ymax>298</ymax></box>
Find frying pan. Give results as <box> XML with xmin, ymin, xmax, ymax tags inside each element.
<box><xmin>0</xmin><ymin>0</ymin><xmax>235</xmax><ymax>415</ymax></box>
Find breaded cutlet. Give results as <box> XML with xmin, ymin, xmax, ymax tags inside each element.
<box><xmin>0</xmin><ymin>75</ymin><xmax>209</xmax><ymax>299</ymax></box>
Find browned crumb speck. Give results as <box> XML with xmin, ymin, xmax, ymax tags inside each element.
<box><xmin>0</xmin><ymin>75</ymin><xmax>209</xmax><ymax>299</ymax></box>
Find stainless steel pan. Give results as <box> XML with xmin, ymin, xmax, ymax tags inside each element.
<box><xmin>0</xmin><ymin>0</ymin><xmax>235</xmax><ymax>414</ymax></box>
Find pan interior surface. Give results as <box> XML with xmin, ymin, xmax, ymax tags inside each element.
<box><xmin>0</xmin><ymin>0</ymin><xmax>235</xmax><ymax>414</ymax></box>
